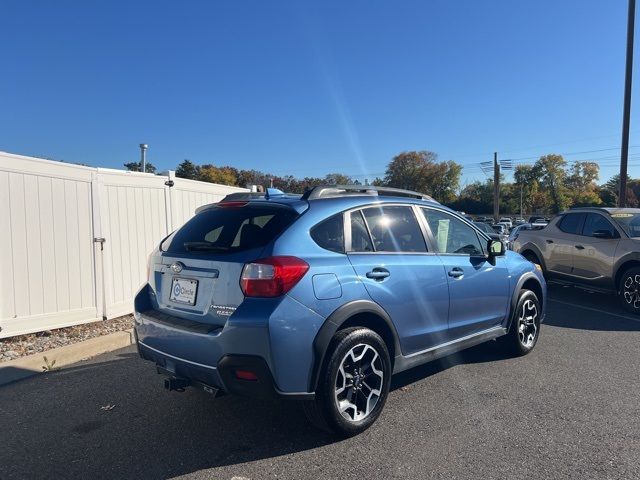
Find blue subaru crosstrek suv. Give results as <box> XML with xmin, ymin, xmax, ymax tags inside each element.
<box><xmin>134</xmin><ymin>185</ymin><xmax>546</xmax><ymax>435</ymax></box>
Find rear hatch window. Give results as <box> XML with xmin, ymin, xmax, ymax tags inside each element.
<box><xmin>162</xmin><ymin>204</ymin><xmax>299</xmax><ymax>254</ymax></box>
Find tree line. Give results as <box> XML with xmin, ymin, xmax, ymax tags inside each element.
<box><xmin>124</xmin><ymin>150</ymin><xmax>637</xmax><ymax>214</ymax></box>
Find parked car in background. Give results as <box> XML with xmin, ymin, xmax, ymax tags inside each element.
<box><xmin>508</xmin><ymin>223</ymin><xmax>546</xmax><ymax>248</ymax></box>
<box><xmin>513</xmin><ymin>207</ymin><xmax>640</xmax><ymax>313</ymax></box>
<box><xmin>134</xmin><ymin>185</ymin><xmax>546</xmax><ymax>435</ymax></box>
<box><xmin>474</xmin><ymin>221</ymin><xmax>501</xmax><ymax>241</ymax></box>
<box><xmin>499</xmin><ymin>217</ymin><xmax>513</xmax><ymax>228</ymax></box>
<box><xmin>514</xmin><ymin>217</ymin><xmax>526</xmax><ymax>225</ymax></box>
<box><xmin>497</xmin><ymin>221</ymin><xmax>511</xmax><ymax>233</ymax></box>
<box><xmin>492</xmin><ymin>224</ymin><xmax>509</xmax><ymax>242</ymax></box>
<box><xmin>528</xmin><ymin>215</ymin><xmax>546</xmax><ymax>224</ymax></box>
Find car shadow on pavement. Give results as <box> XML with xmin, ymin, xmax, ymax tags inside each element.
<box><xmin>0</xmin><ymin>351</ymin><xmax>337</xmax><ymax>480</ymax></box>
<box><xmin>0</xmin><ymin>341</ymin><xmax>517</xmax><ymax>480</ymax></box>
<box><xmin>545</xmin><ymin>284</ymin><xmax>640</xmax><ymax>331</ymax></box>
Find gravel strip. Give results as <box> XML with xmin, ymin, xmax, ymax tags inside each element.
<box><xmin>0</xmin><ymin>315</ymin><xmax>134</xmax><ymax>363</ymax></box>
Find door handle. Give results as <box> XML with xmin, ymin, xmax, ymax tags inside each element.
<box><xmin>448</xmin><ymin>267</ymin><xmax>464</xmax><ymax>279</ymax></box>
<box><xmin>575</xmin><ymin>245</ymin><xmax>585</xmax><ymax>250</ymax></box>
<box><xmin>366</xmin><ymin>268</ymin><xmax>390</xmax><ymax>281</ymax></box>
<box><xmin>545</xmin><ymin>239</ymin><xmax>554</xmax><ymax>244</ymax></box>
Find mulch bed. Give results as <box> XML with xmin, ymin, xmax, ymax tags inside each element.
<box><xmin>0</xmin><ymin>315</ymin><xmax>134</xmax><ymax>363</ymax></box>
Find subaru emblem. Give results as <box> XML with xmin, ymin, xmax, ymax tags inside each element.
<box><xmin>170</xmin><ymin>262</ymin><xmax>184</xmax><ymax>273</ymax></box>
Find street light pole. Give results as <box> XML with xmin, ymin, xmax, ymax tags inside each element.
<box><xmin>520</xmin><ymin>183</ymin><xmax>523</xmax><ymax>219</ymax></box>
<box><xmin>139</xmin><ymin>144</ymin><xmax>148</xmax><ymax>173</ymax></box>
<box><xmin>620</xmin><ymin>0</ymin><xmax>636</xmax><ymax>207</ymax></box>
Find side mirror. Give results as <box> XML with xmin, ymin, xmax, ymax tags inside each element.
<box><xmin>592</xmin><ymin>229</ymin><xmax>614</xmax><ymax>239</ymax></box>
<box><xmin>488</xmin><ymin>239</ymin><xmax>505</xmax><ymax>257</ymax></box>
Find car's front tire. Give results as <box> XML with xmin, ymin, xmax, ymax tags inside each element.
<box><xmin>500</xmin><ymin>289</ymin><xmax>541</xmax><ymax>356</ymax></box>
<box><xmin>618</xmin><ymin>267</ymin><xmax>640</xmax><ymax>314</ymax></box>
<box><xmin>303</xmin><ymin>327</ymin><xmax>391</xmax><ymax>436</ymax></box>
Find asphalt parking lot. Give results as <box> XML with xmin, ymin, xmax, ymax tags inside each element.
<box><xmin>1</xmin><ymin>284</ymin><xmax>639</xmax><ymax>480</ymax></box>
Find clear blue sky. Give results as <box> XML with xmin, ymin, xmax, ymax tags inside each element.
<box><xmin>2</xmin><ymin>0</ymin><xmax>639</xmax><ymax>186</ymax></box>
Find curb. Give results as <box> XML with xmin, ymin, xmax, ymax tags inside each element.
<box><xmin>0</xmin><ymin>329</ymin><xmax>136</xmax><ymax>386</ymax></box>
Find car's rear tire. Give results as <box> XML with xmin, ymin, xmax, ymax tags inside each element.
<box><xmin>500</xmin><ymin>289</ymin><xmax>541</xmax><ymax>356</ymax></box>
<box><xmin>618</xmin><ymin>267</ymin><xmax>640</xmax><ymax>314</ymax></box>
<box><xmin>303</xmin><ymin>327</ymin><xmax>391</xmax><ymax>436</ymax></box>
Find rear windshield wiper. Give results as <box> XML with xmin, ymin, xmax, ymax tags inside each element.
<box><xmin>183</xmin><ymin>242</ymin><xmax>229</xmax><ymax>252</ymax></box>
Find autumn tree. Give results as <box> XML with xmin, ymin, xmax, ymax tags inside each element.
<box><xmin>566</xmin><ymin>161</ymin><xmax>601</xmax><ymax>206</ymax></box>
<box><xmin>382</xmin><ymin>151</ymin><xmax>462</xmax><ymax>203</ymax></box>
<box><xmin>198</xmin><ymin>165</ymin><xmax>238</xmax><ymax>185</ymax></box>
<box><xmin>324</xmin><ymin>173</ymin><xmax>353</xmax><ymax>185</ymax></box>
<box><xmin>532</xmin><ymin>154</ymin><xmax>569</xmax><ymax>213</ymax></box>
<box><xmin>600</xmin><ymin>174</ymin><xmax>639</xmax><ymax>207</ymax></box>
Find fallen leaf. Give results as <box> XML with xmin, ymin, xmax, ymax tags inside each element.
<box><xmin>100</xmin><ymin>404</ymin><xmax>116</xmax><ymax>411</ymax></box>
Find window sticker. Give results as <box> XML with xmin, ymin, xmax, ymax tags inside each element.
<box><xmin>437</xmin><ymin>219</ymin><xmax>450</xmax><ymax>252</ymax></box>
<box><xmin>611</xmin><ymin>213</ymin><xmax>634</xmax><ymax>218</ymax></box>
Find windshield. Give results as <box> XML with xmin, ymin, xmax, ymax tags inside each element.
<box><xmin>611</xmin><ymin>212</ymin><xmax>640</xmax><ymax>238</ymax></box>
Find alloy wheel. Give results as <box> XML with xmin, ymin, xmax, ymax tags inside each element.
<box><xmin>517</xmin><ymin>299</ymin><xmax>538</xmax><ymax>348</ymax></box>
<box><xmin>623</xmin><ymin>274</ymin><xmax>640</xmax><ymax>310</ymax></box>
<box><xmin>334</xmin><ymin>344</ymin><xmax>384</xmax><ymax>422</ymax></box>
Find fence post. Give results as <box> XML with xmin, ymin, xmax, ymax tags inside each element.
<box><xmin>90</xmin><ymin>171</ymin><xmax>107</xmax><ymax>320</ymax></box>
<box><xmin>164</xmin><ymin>170</ymin><xmax>176</xmax><ymax>234</ymax></box>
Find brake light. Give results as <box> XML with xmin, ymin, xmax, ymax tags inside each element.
<box><xmin>240</xmin><ymin>256</ymin><xmax>309</xmax><ymax>297</ymax></box>
<box><xmin>219</xmin><ymin>201</ymin><xmax>248</xmax><ymax>208</ymax></box>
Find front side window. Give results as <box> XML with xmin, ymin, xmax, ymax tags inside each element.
<box><xmin>360</xmin><ymin>206</ymin><xmax>427</xmax><ymax>252</ymax></box>
<box><xmin>422</xmin><ymin>209</ymin><xmax>484</xmax><ymax>255</ymax></box>
<box><xmin>582</xmin><ymin>213</ymin><xmax>617</xmax><ymax>238</ymax></box>
<box><xmin>558</xmin><ymin>213</ymin><xmax>584</xmax><ymax>234</ymax></box>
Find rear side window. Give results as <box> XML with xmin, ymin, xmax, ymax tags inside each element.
<box><xmin>361</xmin><ymin>206</ymin><xmax>427</xmax><ymax>252</ymax></box>
<box><xmin>162</xmin><ymin>205</ymin><xmax>298</xmax><ymax>254</ymax></box>
<box><xmin>311</xmin><ymin>214</ymin><xmax>344</xmax><ymax>253</ymax></box>
<box><xmin>582</xmin><ymin>213</ymin><xmax>617</xmax><ymax>238</ymax></box>
<box><xmin>350</xmin><ymin>210</ymin><xmax>374</xmax><ymax>252</ymax></box>
<box><xmin>558</xmin><ymin>213</ymin><xmax>584</xmax><ymax>234</ymax></box>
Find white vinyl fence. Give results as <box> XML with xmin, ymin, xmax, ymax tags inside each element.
<box><xmin>0</xmin><ymin>151</ymin><xmax>247</xmax><ymax>338</ymax></box>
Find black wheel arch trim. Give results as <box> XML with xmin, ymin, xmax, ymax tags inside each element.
<box><xmin>507</xmin><ymin>272</ymin><xmax>544</xmax><ymax>331</ymax></box>
<box><xmin>519</xmin><ymin>243</ymin><xmax>547</xmax><ymax>271</ymax></box>
<box><xmin>309</xmin><ymin>299</ymin><xmax>401</xmax><ymax>393</ymax></box>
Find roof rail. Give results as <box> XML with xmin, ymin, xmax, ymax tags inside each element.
<box><xmin>301</xmin><ymin>184</ymin><xmax>437</xmax><ymax>202</ymax></box>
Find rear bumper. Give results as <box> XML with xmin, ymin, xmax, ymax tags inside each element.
<box><xmin>137</xmin><ymin>341</ymin><xmax>313</xmax><ymax>399</ymax></box>
<box><xmin>134</xmin><ymin>284</ymin><xmax>318</xmax><ymax>399</ymax></box>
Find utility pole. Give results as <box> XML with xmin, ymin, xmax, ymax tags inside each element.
<box><xmin>620</xmin><ymin>0</ymin><xmax>636</xmax><ymax>207</ymax></box>
<box><xmin>139</xmin><ymin>144</ymin><xmax>148</xmax><ymax>173</ymax></box>
<box><xmin>493</xmin><ymin>152</ymin><xmax>500</xmax><ymax>223</ymax></box>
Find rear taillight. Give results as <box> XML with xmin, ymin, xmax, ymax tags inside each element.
<box><xmin>240</xmin><ymin>256</ymin><xmax>309</xmax><ymax>297</ymax></box>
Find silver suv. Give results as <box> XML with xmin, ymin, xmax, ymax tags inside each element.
<box><xmin>512</xmin><ymin>207</ymin><xmax>640</xmax><ymax>313</ymax></box>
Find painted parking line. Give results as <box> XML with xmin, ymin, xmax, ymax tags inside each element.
<box><xmin>548</xmin><ymin>298</ymin><xmax>640</xmax><ymax>323</ymax></box>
